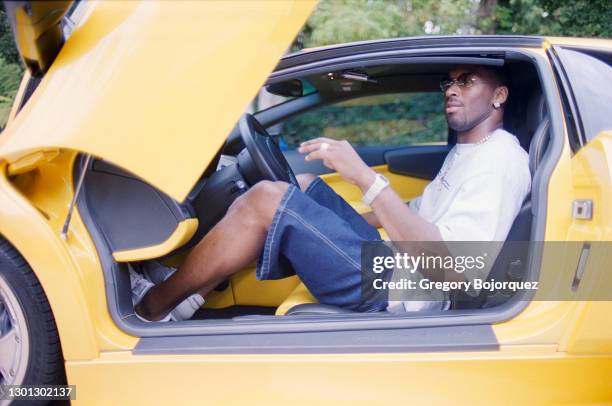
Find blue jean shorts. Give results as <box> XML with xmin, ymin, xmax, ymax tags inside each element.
<box><xmin>256</xmin><ymin>177</ymin><xmax>387</xmax><ymax>312</ymax></box>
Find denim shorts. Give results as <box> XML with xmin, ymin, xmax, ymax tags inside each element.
<box><xmin>255</xmin><ymin>177</ymin><xmax>387</xmax><ymax>312</ymax></box>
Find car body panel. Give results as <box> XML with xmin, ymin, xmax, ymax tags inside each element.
<box><xmin>0</xmin><ymin>0</ymin><xmax>316</xmax><ymax>201</ymax></box>
<box><xmin>545</xmin><ymin>36</ymin><xmax>612</xmax><ymax>50</ymax></box>
<box><xmin>483</xmin><ymin>48</ymin><xmax>611</xmax><ymax>350</ymax></box>
<box><xmin>0</xmin><ymin>150</ymin><xmax>137</xmax><ymax>359</ymax></box>
<box><xmin>562</xmin><ymin>130</ymin><xmax>612</xmax><ymax>354</ymax></box>
<box><xmin>64</xmin><ymin>350</ymin><xmax>612</xmax><ymax>405</ymax></box>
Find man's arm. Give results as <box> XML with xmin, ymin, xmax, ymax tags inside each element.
<box><xmin>299</xmin><ymin>137</ymin><xmax>442</xmax><ymax>242</ymax></box>
<box><xmin>361</xmin><ymin>210</ymin><xmax>381</xmax><ymax>228</ymax></box>
<box><xmin>357</xmin><ymin>171</ymin><xmax>442</xmax><ymax>241</ymax></box>
<box><xmin>361</xmin><ymin>200</ymin><xmax>416</xmax><ymax>230</ymax></box>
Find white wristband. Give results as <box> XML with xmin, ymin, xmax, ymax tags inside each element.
<box><xmin>362</xmin><ymin>174</ymin><xmax>389</xmax><ymax>206</ymax></box>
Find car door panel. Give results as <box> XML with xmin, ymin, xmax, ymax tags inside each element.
<box><xmin>546</xmin><ymin>44</ymin><xmax>612</xmax><ymax>353</ymax></box>
<box><xmin>284</xmin><ymin>145</ymin><xmax>401</xmax><ymax>175</ymax></box>
<box><xmin>321</xmin><ymin>165</ymin><xmax>430</xmax><ymax>214</ymax></box>
<box><xmin>285</xmin><ymin>144</ymin><xmax>447</xmax><ymax>205</ymax></box>
<box><xmin>385</xmin><ymin>144</ymin><xmax>450</xmax><ymax>179</ymax></box>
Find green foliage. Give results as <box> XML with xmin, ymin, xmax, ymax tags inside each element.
<box><xmin>487</xmin><ymin>0</ymin><xmax>551</xmax><ymax>35</ymax></box>
<box><xmin>281</xmin><ymin>93</ymin><xmax>448</xmax><ymax>147</ymax></box>
<box><xmin>0</xmin><ymin>55</ymin><xmax>22</xmax><ymax>128</ymax></box>
<box><xmin>0</xmin><ymin>56</ymin><xmax>22</xmax><ymax>129</ymax></box>
<box><xmin>296</xmin><ymin>0</ymin><xmax>611</xmax><ymax>51</ymax></box>
<box><xmin>0</xmin><ymin>9</ymin><xmax>23</xmax><ymax>129</ymax></box>
<box><xmin>0</xmin><ymin>56</ymin><xmax>21</xmax><ymax>97</ymax></box>
<box><xmin>297</xmin><ymin>0</ymin><xmax>477</xmax><ymax>49</ymax></box>
<box><xmin>490</xmin><ymin>0</ymin><xmax>611</xmax><ymax>37</ymax></box>
<box><xmin>0</xmin><ymin>101</ymin><xmax>11</xmax><ymax>127</ymax></box>
<box><xmin>0</xmin><ymin>9</ymin><xmax>21</xmax><ymax>66</ymax></box>
<box><xmin>538</xmin><ymin>0</ymin><xmax>612</xmax><ymax>37</ymax></box>
<box><xmin>303</xmin><ymin>0</ymin><xmax>407</xmax><ymax>47</ymax></box>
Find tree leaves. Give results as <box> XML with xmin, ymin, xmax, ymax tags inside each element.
<box><xmin>296</xmin><ymin>0</ymin><xmax>611</xmax><ymax>51</ymax></box>
<box><xmin>0</xmin><ymin>9</ymin><xmax>23</xmax><ymax>129</ymax></box>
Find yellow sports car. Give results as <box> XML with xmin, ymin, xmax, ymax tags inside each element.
<box><xmin>0</xmin><ymin>1</ymin><xmax>611</xmax><ymax>404</ymax></box>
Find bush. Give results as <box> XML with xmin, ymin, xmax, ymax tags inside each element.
<box><xmin>0</xmin><ymin>56</ymin><xmax>21</xmax><ymax>98</ymax></box>
<box><xmin>0</xmin><ymin>56</ymin><xmax>22</xmax><ymax>129</ymax></box>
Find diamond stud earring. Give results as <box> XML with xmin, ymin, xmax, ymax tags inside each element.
<box><xmin>493</xmin><ymin>102</ymin><xmax>501</xmax><ymax>109</ymax></box>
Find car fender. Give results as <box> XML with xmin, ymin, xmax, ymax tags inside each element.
<box><xmin>0</xmin><ymin>159</ymin><xmax>133</xmax><ymax>360</ymax></box>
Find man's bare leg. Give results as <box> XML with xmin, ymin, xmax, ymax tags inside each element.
<box><xmin>135</xmin><ymin>175</ymin><xmax>316</xmax><ymax>321</ymax></box>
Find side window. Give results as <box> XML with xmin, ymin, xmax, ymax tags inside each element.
<box><xmin>279</xmin><ymin>92</ymin><xmax>448</xmax><ymax>149</ymax></box>
<box><xmin>554</xmin><ymin>47</ymin><xmax>612</xmax><ymax>144</ymax></box>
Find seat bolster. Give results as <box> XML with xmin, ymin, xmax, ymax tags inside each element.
<box><xmin>285</xmin><ymin>303</ymin><xmax>355</xmax><ymax>316</ymax></box>
<box><xmin>275</xmin><ymin>282</ymin><xmax>318</xmax><ymax>315</ymax></box>
<box><xmin>277</xmin><ymin>282</ymin><xmax>356</xmax><ymax>316</ymax></box>
<box><xmin>528</xmin><ymin>118</ymin><xmax>550</xmax><ymax>175</ymax></box>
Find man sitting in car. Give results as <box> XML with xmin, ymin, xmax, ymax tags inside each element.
<box><xmin>129</xmin><ymin>64</ymin><xmax>531</xmax><ymax>321</ymax></box>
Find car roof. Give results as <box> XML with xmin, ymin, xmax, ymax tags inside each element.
<box><xmin>274</xmin><ymin>35</ymin><xmax>545</xmax><ymax>72</ymax></box>
<box><xmin>274</xmin><ymin>35</ymin><xmax>612</xmax><ymax>74</ymax></box>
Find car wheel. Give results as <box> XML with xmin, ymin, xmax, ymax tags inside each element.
<box><xmin>0</xmin><ymin>238</ymin><xmax>65</xmax><ymax>405</ymax></box>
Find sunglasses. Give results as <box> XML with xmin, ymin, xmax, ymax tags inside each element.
<box><xmin>440</xmin><ymin>72</ymin><xmax>496</xmax><ymax>92</ymax></box>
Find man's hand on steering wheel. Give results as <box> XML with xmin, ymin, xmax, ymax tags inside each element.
<box><xmin>298</xmin><ymin>137</ymin><xmax>376</xmax><ymax>192</ymax></box>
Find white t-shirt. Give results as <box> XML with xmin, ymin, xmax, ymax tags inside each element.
<box><xmin>387</xmin><ymin>128</ymin><xmax>531</xmax><ymax>312</ymax></box>
<box><xmin>411</xmin><ymin>128</ymin><xmax>531</xmax><ymax>241</ymax></box>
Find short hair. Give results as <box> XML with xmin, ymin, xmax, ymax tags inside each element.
<box><xmin>487</xmin><ymin>66</ymin><xmax>509</xmax><ymax>88</ymax></box>
<box><xmin>449</xmin><ymin>64</ymin><xmax>508</xmax><ymax>88</ymax></box>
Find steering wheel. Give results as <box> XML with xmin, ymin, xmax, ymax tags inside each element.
<box><xmin>238</xmin><ymin>113</ymin><xmax>299</xmax><ymax>186</ymax></box>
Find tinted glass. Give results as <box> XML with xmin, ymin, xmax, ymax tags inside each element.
<box><xmin>279</xmin><ymin>92</ymin><xmax>447</xmax><ymax>148</ymax></box>
<box><xmin>556</xmin><ymin>47</ymin><xmax>612</xmax><ymax>143</ymax></box>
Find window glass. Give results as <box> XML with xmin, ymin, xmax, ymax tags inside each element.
<box><xmin>555</xmin><ymin>48</ymin><xmax>612</xmax><ymax>143</ymax></box>
<box><xmin>279</xmin><ymin>92</ymin><xmax>448</xmax><ymax>149</ymax></box>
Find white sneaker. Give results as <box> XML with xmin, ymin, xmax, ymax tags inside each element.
<box><xmin>128</xmin><ymin>265</ymin><xmax>174</xmax><ymax>322</ymax></box>
<box><xmin>138</xmin><ymin>261</ymin><xmax>205</xmax><ymax>321</ymax></box>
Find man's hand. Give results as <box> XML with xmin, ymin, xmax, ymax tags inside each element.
<box><xmin>298</xmin><ymin>137</ymin><xmax>443</xmax><ymax>244</ymax></box>
<box><xmin>298</xmin><ymin>137</ymin><xmax>376</xmax><ymax>190</ymax></box>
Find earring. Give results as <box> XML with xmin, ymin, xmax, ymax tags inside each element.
<box><xmin>493</xmin><ymin>102</ymin><xmax>501</xmax><ymax>109</ymax></box>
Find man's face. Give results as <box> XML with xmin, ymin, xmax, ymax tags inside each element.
<box><xmin>443</xmin><ymin>66</ymin><xmax>501</xmax><ymax>132</ymax></box>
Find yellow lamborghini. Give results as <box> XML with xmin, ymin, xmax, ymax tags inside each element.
<box><xmin>0</xmin><ymin>1</ymin><xmax>611</xmax><ymax>404</ymax></box>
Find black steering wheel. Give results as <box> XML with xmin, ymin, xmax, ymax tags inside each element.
<box><xmin>238</xmin><ymin>113</ymin><xmax>298</xmax><ymax>186</ymax></box>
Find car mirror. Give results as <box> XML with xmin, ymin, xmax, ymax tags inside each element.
<box><xmin>265</xmin><ymin>79</ymin><xmax>303</xmax><ymax>97</ymax></box>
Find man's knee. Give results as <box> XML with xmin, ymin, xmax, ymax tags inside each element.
<box><xmin>296</xmin><ymin>173</ymin><xmax>317</xmax><ymax>192</ymax></box>
<box><xmin>248</xmin><ymin>180</ymin><xmax>289</xmax><ymax>201</ymax></box>
<box><xmin>228</xmin><ymin>180</ymin><xmax>289</xmax><ymax>223</ymax></box>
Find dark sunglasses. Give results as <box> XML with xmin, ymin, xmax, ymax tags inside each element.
<box><xmin>440</xmin><ymin>72</ymin><xmax>496</xmax><ymax>92</ymax></box>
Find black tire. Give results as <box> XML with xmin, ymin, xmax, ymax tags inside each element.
<box><xmin>0</xmin><ymin>237</ymin><xmax>65</xmax><ymax>405</ymax></box>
